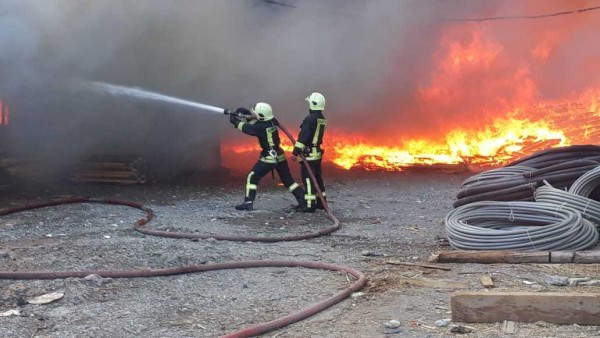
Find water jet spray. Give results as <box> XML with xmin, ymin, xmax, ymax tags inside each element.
<box><xmin>87</xmin><ymin>81</ymin><xmax>239</xmax><ymax>116</ymax></box>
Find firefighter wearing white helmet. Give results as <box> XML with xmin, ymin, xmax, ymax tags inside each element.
<box><xmin>229</xmin><ymin>102</ymin><xmax>306</xmax><ymax>211</ymax></box>
<box><xmin>291</xmin><ymin>92</ymin><xmax>328</xmax><ymax>212</ymax></box>
<box><xmin>306</xmin><ymin>92</ymin><xmax>326</xmax><ymax>110</ymax></box>
<box><xmin>251</xmin><ymin>102</ymin><xmax>274</xmax><ymax>121</ymax></box>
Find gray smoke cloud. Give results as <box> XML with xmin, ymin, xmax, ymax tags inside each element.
<box><xmin>0</xmin><ymin>0</ymin><xmax>597</xmax><ymax>178</ymax></box>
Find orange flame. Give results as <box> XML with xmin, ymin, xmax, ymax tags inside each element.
<box><xmin>222</xmin><ymin>21</ymin><xmax>600</xmax><ymax>172</ymax></box>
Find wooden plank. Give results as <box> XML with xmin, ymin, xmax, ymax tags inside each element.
<box><xmin>386</xmin><ymin>260</ymin><xmax>452</xmax><ymax>271</ymax></box>
<box><xmin>574</xmin><ymin>251</ymin><xmax>600</xmax><ymax>263</ymax></box>
<box><xmin>399</xmin><ymin>278</ymin><xmax>468</xmax><ymax>289</ymax></box>
<box><xmin>432</xmin><ymin>251</ymin><xmax>549</xmax><ymax>264</ymax></box>
<box><xmin>452</xmin><ymin>292</ymin><xmax>600</xmax><ymax>325</ymax></box>
<box><xmin>480</xmin><ymin>274</ymin><xmax>493</xmax><ymax>288</ymax></box>
<box><xmin>550</xmin><ymin>251</ymin><xmax>574</xmax><ymax>263</ymax></box>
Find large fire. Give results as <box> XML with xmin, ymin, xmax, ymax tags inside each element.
<box><xmin>223</xmin><ymin>18</ymin><xmax>600</xmax><ymax>172</ymax></box>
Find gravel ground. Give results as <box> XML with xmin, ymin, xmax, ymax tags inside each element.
<box><xmin>1</xmin><ymin>170</ymin><xmax>600</xmax><ymax>337</ymax></box>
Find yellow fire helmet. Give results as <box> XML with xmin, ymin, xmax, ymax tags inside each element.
<box><xmin>251</xmin><ymin>102</ymin><xmax>274</xmax><ymax>121</ymax></box>
<box><xmin>306</xmin><ymin>92</ymin><xmax>325</xmax><ymax>110</ymax></box>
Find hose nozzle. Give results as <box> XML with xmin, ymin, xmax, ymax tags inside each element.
<box><xmin>223</xmin><ymin>108</ymin><xmax>234</xmax><ymax>115</ymax></box>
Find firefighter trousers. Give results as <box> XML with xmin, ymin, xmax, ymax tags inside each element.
<box><xmin>300</xmin><ymin>159</ymin><xmax>326</xmax><ymax>209</ymax></box>
<box><xmin>244</xmin><ymin>159</ymin><xmax>304</xmax><ymax>203</ymax></box>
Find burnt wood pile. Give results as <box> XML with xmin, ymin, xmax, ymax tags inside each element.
<box><xmin>69</xmin><ymin>155</ymin><xmax>150</xmax><ymax>185</ymax></box>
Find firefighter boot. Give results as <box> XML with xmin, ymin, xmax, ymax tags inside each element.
<box><xmin>235</xmin><ymin>198</ymin><xmax>253</xmax><ymax>211</ymax></box>
<box><xmin>292</xmin><ymin>188</ymin><xmax>314</xmax><ymax>213</ymax></box>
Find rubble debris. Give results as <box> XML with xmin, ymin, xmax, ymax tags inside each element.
<box><xmin>568</xmin><ymin>277</ymin><xmax>590</xmax><ymax>286</ymax></box>
<box><xmin>434</xmin><ymin>318</ymin><xmax>451</xmax><ymax>327</ymax></box>
<box><xmin>546</xmin><ymin>276</ymin><xmax>569</xmax><ymax>286</ymax></box>
<box><xmin>27</xmin><ymin>292</ymin><xmax>64</xmax><ymax>305</ymax></box>
<box><xmin>0</xmin><ymin>309</ymin><xmax>20</xmax><ymax>317</ymax></box>
<box><xmin>383</xmin><ymin>319</ymin><xmax>401</xmax><ymax>329</ymax></box>
<box><xmin>83</xmin><ymin>274</ymin><xmax>114</xmax><ymax>286</ymax></box>
<box><xmin>350</xmin><ymin>292</ymin><xmax>364</xmax><ymax>298</ymax></box>
<box><xmin>578</xmin><ymin>280</ymin><xmax>600</xmax><ymax>286</ymax></box>
<box><xmin>361</xmin><ymin>250</ymin><xmax>385</xmax><ymax>257</ymax></box>
<box><xmin>480</xmin><ymin>274</ymin><xmax>494</xmax><ymax>288</ymax></box>
<box><xmin>450</xmin><ymin>325</ymin><xmax>473</xmax><ymax>334</ymax></box>
<box><xmin>502</xmin><ymin>320</ymin><xmax>518</xmax><ymax>334</ymax></box>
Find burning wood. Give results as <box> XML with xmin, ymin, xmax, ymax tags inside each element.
<box><xmin>69</xmin><ymin>155</ymin><xmax>150</xmax><ymax>185</ymax></box>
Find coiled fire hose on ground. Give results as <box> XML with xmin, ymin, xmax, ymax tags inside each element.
<box><xmin>0</xmin><ymin>123</ymin><xmax>366</xmax><ymax>338</ymax></box>
<box><xmin>444</xmin><ymin>201</ymin><xmax>599</xmax><ymax>251</ymax></box>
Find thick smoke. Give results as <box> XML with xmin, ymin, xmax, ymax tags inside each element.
<box><xmin>0</xmin><ymin>0</ymin><xmax>598</xmax><ymax>178</ymax></box>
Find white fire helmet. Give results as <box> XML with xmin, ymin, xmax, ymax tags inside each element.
<box><xmin>251</xmin><ymin>102</ymin><xmax>274</xmax><ymax>121</ymax></box>
<box><xmin>306</xmin><ymin>92</ymin><xmax>325</xmax><ymax>110</ymax></box>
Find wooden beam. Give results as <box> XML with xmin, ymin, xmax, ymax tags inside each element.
<box><xmin>386</xmin><ymin>260</ymin><xmax>451</xmax><ymax>271</ymax></box>
<box><xmin>549</xmin><ymin>251</ymin><xmax>574</xmax><ymax>263</ymax></box>
<box><xmin>574</xmin><ymin>251</ymin><xmax>600</xmax><ymax>263</ymax></box>
<box><xmin>452</xmin><ymin>292</ymin><xmax>600</xmax><ymax>325</ymax></box>
<box><xmin>431</xmin><ymin>251</ymin><xmax>549</xmax><ymax>264</ymax></box>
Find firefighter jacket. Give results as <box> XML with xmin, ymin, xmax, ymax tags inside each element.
<box><xmin>232</xmin><ymin>118</ymin><xmax>286</xmax><ymax>164</ymax></box>
<box><xmin>292</xmin><ymin>110</ymin><xmax>327</xmax><ymax>160</ymax></box>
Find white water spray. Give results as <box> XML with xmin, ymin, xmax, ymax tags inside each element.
<box><xmin>88</xmin><ymin>81</ymin><xmax>225</xmax><ymax>114</ymax></box>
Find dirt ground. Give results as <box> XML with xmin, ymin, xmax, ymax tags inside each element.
<box><xmin>1</xmin><ymin>169</ymin><xmax>600</xmax><ymax>338</ymax></box>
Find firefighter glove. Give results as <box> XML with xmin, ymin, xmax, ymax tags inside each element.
<box><xmin>229</xmin><ymin>114</ymin><xmax>239</xmax><ymax>125</ymax></box>
<box><xmin>236</xmin><ymin>107</ymin><xmax>252</xmax><ymax>117</ymax></box>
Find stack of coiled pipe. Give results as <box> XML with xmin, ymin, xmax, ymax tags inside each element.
<box><xmin>445</xmin><ymin>201</ymin><xmax>598</xmax><ymax>251</ymax></box>
<box><xmin>535</xmin><ymin>166</ymin><xmax>600</xmax><ymax>230</ymax></box>
<box><xmin>446</xmin><ymin>145</ymin><xmax>600</xmax><ymax>251</ymax></box>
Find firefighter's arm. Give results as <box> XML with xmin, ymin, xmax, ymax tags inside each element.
<box><xmin>292</xmin><ymin>117</ymin><xmax>316</xmax><ymax>156</ymax></box>
<box><xmin>231</xmin><ymin>107</ymin><xmax>259</xmax><ymax>136</ymax></box>
<box><xmin>235</xmin><ymin>120</ymin><xmax>260</xmax><ymax>136</ymax></box>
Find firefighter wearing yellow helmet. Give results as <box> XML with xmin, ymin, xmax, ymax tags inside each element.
<box><xmin>291</xmin><ymin>92</ymin><xmax>328</xmax><ymax>212</ymax></box>
<box><xmin>229</xmin><ymin>102</ymin><xmax>306</xmax><ymax>211</ymax></box>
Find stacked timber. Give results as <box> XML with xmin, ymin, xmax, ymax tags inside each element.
<box><xmin>69</xmin><ymin>155</ymin><xmax>150</xmax><ymax>185</ymax></box>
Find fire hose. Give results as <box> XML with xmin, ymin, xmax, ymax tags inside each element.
<box><xmin>0</xmin><ymin>200</ymin><xmax>363</xmax><ymax>337</ymax></box>
<box><xmin>0</xmin><ymin>119</ymin><xmax>364</xmax><ymax>337</ymax></box>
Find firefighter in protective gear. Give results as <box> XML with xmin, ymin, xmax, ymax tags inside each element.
<box><xmin>291</xmin><ymin>92</ymin><xmax>327</xmax><ymax>212</ymax></box>
<box><xmin>229</xmin><ymin>102</ymin><xmax>307</xmax><ymax>211</ymax></box>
